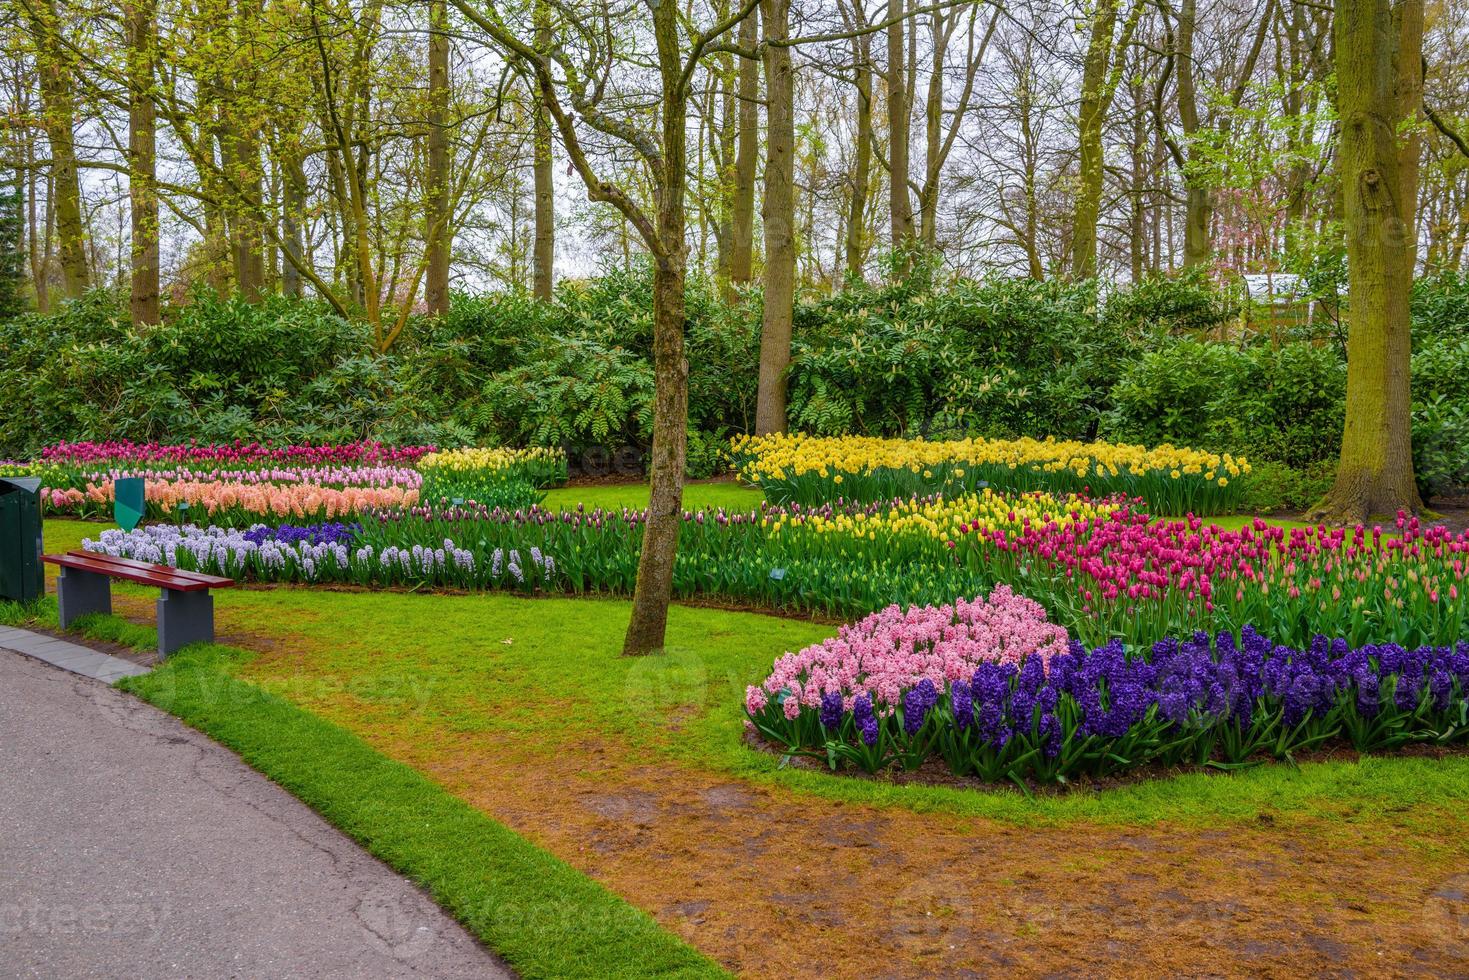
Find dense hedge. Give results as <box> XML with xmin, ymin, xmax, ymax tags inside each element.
<box><xmin>3</xmin><ymin>265</ymin><xmax>1467</xmax><ymax>498</ymax></box>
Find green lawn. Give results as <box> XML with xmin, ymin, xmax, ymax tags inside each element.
<box><xmin>543</xmin><ymin>480</ymin><xmax>763</xmax><ymax>512</ymax></box>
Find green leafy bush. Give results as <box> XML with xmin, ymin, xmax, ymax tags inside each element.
<box><xmin>1411</xmin><ymin>338</ymin><xmax>1469</xmax><ymax>502</ymax></box>
<box><xmin>1104</xmin><ymin>341</ymin><xmax>1244</xmax><ymax>450</ymax></box>
<box><xmin>1412</xmin><ymin>271</ymin><xmax>1469</xmax><ymax>341</ymax></box>
<box><xmin>787</xmin><ymin>269</ymin><xmax>1125</xmax><ymax>441</ymax></box>
<box><xmin>1239</xmin><ymin>459</ymin><xmax>1336</xmax><ymax>514</ymax></box>
<box><xmin>1101</xmin><ymin>266</ymin><xmax>1239</xmax><ymax>336</ymax></box>
<box><xmin>2</xmin><ymin>265</ymin><xmax>1465</xmax><ymax>502</ymax></box>
<box><xmin>481</xmin><ymin>333</ymin><xmax>653</xmax><ymax>447</ymax></box>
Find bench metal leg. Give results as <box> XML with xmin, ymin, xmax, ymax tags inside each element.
<box><xmin>57</xmin><ymin>567</ymin><xmax>112</xmax><ymax>628</ymax></box>
<box><xmin>156</xmin><ymin>590</ymin><xmax>214</xmax><ymax>659</ymax></box>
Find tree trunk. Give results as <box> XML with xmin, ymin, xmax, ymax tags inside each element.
<box><xmin>26</xmin><ymin>134</ymin><xmax>48</xmax><ymax>312</ymax></box>
<box><xmin>30</xmin><ymin>0</ymin><xmax>89</xmax><ymax>299</ymax></box>
<box><xmin>1181</xmin><ymin>177</ymin><xmax>1212</xmax><ymax>268</ymax></box>
<box><xmin>1070</xmin><ymin>0</ymin><xmax>1117</xmax><ymax>278</ymax></box>
<box><xmin>531</xmin><ymin>4</ymin><xmax>555</xmax><ymax>300</ymax></box>
<box><xmin>846</xmin><ymin>29</ymin><xmax>873</xmax><ymax>280</ymax></box>
<box><xmin>756</xmin><ymin>0</ymin><xmax>795</xmax><ymax>435</ymax></box>
<box><xmin>1310</xmin><ymin>0</ymin><xmax>1424</xmax><ymax>523</ymax></box>
<box><xmin>886</xmin><ymin>0</ymin><xmax>914</xmax><ymax>249</ymax></box>
<box><xmin>281</xmin><ymin>148</ymin><xmax>306</xmax><ymax>298</ymax></box>
<box><xmin>714</xmin><ymin>39</ymin><xmax>736</xmax><ymax>299</ymax></box>
<box><xmin>918</xmin><ymin>9</ymin><xmax>944</xmax><ymax>247</ymax></box>
<box><xmin>1172</xmin><ymin>0</ymin><xmax>1211</xmax><ymax>270</ymax></box>
<box><xmin>623</xmin><ymin>0</ymin><xmax>690</xmax><ymax>656</ymax></box>
<box><xmin>730</xmin><ymin>9</ymin><xmax>759</xmax><ymax>285</ymax></box>
<box><xmin>1127</xmin><ymin>79</ymin><xmax>1149</xmax><ymax>281</ymax></box>
<box><xmin>425</xmin><ymin>0</ymin><xmax>452</xmax><ymax>314</ymax></box>
<box><xmin>126</xmin><ymin>0</ymin><xmax>160</xmax><ymax>325</ymax></box>
<box><xmin>220</xmin><ymin>115</ymin><xmax>266</xmax><ymax>298</ymax></box>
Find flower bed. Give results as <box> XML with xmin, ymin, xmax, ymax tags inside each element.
<box><xmin>958</xmin><ymin>509</ymin><xmax>1469</xmax><ymax>650</ymax></box>
<box><xmin>747</xmin><ymin>602</ymin><xmax>1469</xmax><ymax>785</ymax></box>
<box><xmin>417</xmin><ymin>446</ymin><xmax>566</xmax><ymax>509</ymax></box>
<box><xmin>17</xmin><ymin>440</ymin><xmax>567</xmax><ymax>524</ymax></box>
<box><xmin>45</xmin><ymin>479</ymin><xmax>418</xmax><ymax>526</ymax></box>
<box><xmin>38</xmin><ymin>439</ymin><xmax>433</xmax><ymax>466</ymax></box>
<box><xmin>39</xmin><ymin>464</ymin><xmax>424</xmax><ymax>490</ymax></box>
<box><xmin>730</xmin><ymin>432</ymin><xmax>1250</xmax><ymax>516</ymax></box>
<box><xmin>83</xmin><ymin>523</ymin><xmax>554</xmax><ymax>590</ymax></box>
<box><xmin>73</xmin><ymin>487</ymin><xmax>1468</xmax><ymax>654</ymax></box>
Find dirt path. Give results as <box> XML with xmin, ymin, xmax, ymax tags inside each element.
<box><xmin>355</xmin><ymin>727</ymin><xmax>1467</xmax><ymax>978</ymax></box>
<box><xmin>96</xmin><ymin>587</ymin><xmax>1469</xmax><ymax>977</ymax></box>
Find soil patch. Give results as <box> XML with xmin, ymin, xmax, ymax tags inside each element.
<box><xmin>359</xmin><ymin>723</ymin><xmax>1469</xmax><ymax>978</ymax></box>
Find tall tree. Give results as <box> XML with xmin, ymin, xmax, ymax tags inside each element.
<box><xmin>1311</xmin><ymin>0</ymin><xmax>1425</xmax><ymax>522</ymax></box>
<box><xmin>840</xmin><ymin>0</ymin><xmax>874</xmax><ymax>279</ymax></box>
<box><xmin>755</xmin><ymin>0</ymin><xmax>794</xmax><ymax>433</ymax></box>
<box><xmin>886</xmin><ymin>0</ymin><xmax>915</xmax><ymax>248</ymax></box>
<box><xmin>213</xmin><ymin>0</ymin><xmax>266</xmax><ymax>298</ymax></box>
<box><xmin>0</xmin><ymin>175</ymin><xmax>22</xmax><ymax>318</ymax></box>
<box><xmin>425</xmin><ymin>0</ymin><xmax>453</xmax><ymax>314</ymax></box>
<box><xmin>26</xmin><ymin>0</ymin><xmax>89</xmax><ymax>298</ymax></box>
<box><xmin>916</xmin><ymin>2</ymin><xmax>994</xmax><ymax>248</ymax></box>
<box><xmin>530</xmin><ymin>0</ymin><xmax>554</xmax><ymax>300</ymax></box>
<box><xmin>1069</xmin><ymin>0</ymin><xmax>1139</xmax><ymax>277</ymax></box>
<box><xmin>1154</xmin><ymin>0</ymin><xmax>1274</xmax><ymax>269</ymax></box>
<box><xmin>730</xmin><ymin>6</ymin><xmax>759</xmax><ymax>285</ymax></box>
<box><xmin>126</xmin><ymin>0</ymin><xmax>160</xmax><ymax>324</ymax></box>
<box><xmin>453</xmin><ymin>0</ymin><xmax>760</xmax><ymax>654</ymax></box>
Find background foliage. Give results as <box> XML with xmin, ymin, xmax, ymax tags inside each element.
<box><xmin>2</xmin><ymin>265</ymin><xmax>1467</xmax><ymax>501</ymax></box>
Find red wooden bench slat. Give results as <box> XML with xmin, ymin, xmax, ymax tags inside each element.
<box><xmin>42</xmin><ymin>553</ymin><xmax>235</xmax><ymax>592</ymax></box>
<box><xmin>43</xmin><ymin>553</ymin><xmax>219</xmax><ymax>592</ymax></box>
<box><xmin>64</xmin><ymin>550</ymin><xmax>236</xmax><ymax>588</ymax></box>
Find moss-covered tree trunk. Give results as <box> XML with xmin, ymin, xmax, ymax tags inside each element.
<box><xmin>30</xmin><ymin>0</ymin><xmax>89</xmax><ymax>299</ymax></box>
<box><xmin>886</xmin><ymin>0</ymin><xmax>915</xmax><ymax>249</ymax></box>
<box><xmin>530</xmin><ymin>0</ymin><xmax>555</xmax><ymax>301</ymax></box>
<box><xmin>729</xmin><ymin>10</ymin><xmax>759</xmax><ymax>286</ymax></box>
<box><xmin>1069</xmin><ymin>0</ymin><xmax>1116</xmax><ymax>278</ymax></box>
<box><xmin>845</xmin><ymin>25</ymin><xmax>873</xmax><ymax>280</ymax></box>
<box><xmin>622</xmin><ymin>0</ymin><xmax>690</xmax><ymax>655</ymax></box>
<box><xmin>1310</xmin><ymin>0</ymin><xmax>1424</xmax><ymax>523</ymax></box>
<box><xmin>126</xmin><ymin>0</ymin><xmax>160</xmax><ymax>325</ymax></box>
<box><xmin>425</xmin><ymin>0</ymin><xmax>452</xmax><ymax>314</ymax></box>
<box><xmin>755</xmin><ymin>0</ymin><xmax>794</xmax><ymax>435</ymax></box>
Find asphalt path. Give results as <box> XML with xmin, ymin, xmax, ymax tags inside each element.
<box><xmin>0</xmin><ymin>647</ymin><xmax>514</xmax><ymax>980</ymax></box>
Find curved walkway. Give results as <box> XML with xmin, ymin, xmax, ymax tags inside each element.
<box><xmin>0</xmin><ymin>645</ymin><xmax>514</xmax><ymax>979</ymax></box>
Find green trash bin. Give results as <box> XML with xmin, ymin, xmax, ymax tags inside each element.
<box><xmin>0</xmin><ymin>476</ymin><xmax>44</xmax><ymax>604</ymax></box>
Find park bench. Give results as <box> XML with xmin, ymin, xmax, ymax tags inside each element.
<box><xmin>43</xmin><ymin>551</ymin><xmax>236</xmax><ymax>659</ymax></box>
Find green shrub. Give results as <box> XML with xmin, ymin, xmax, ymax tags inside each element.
<box><xmin>684</xmin><ymin>425</ymin><xmax>730</xmax><ymax>480</ymax></box>
<box><xmin>1215</xmin><ymin>343</ymin><xmax>1346</xmax><ymax>468</ymax></box>
<box><xmin>1412</xmin><ymin>271</ymin><xmax>1469</xmax><ymax>341</ymax></box>
<box><xmin>481</xmin><ymin>333</ymin><xmax>654</xmax><ymax>447</ymax></box>
<box><xmin>1239</xmin><ymin>459</ymin><xmax>1336</xmax><ymax>514</ymax></box>
<box><xmin>2</xmin><ymin>268</ymin><xmax>1465</xmax><ymax>501</ymax></box>
<box><xmin>1106</xmin><ymin>340</ymin><xmax>1345</xmax><ymax>470</ymax></box>
<box><xmin>1411</xmin><ymin>338</ymin><xmax>1469</xmax><ymax>502</ymax></box>
<box><xmin>1104</xmin><ymin>341</ymin><xmax>1244</xmax><ymax>449</ymax></box>
<box><xmin>1102</xmin><ymin>267</ymin><xmax>1239</xmax><ymax>336</ymax></box>
<box><xmin>787</xmin><ymin>268</ymin><xmax>1122</xmax><ymax>441</ymax></box>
